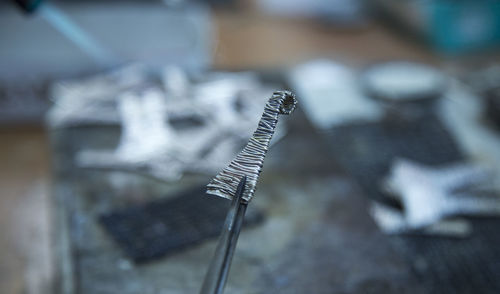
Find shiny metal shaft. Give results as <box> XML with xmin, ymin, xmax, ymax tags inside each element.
<box><xmin>200</xmin><ymin>176</ymin><xmax>247</xmax><ymax>294</ymax></box>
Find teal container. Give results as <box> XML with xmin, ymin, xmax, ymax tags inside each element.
<box><xmin>427</xmin><ymin>0</ymin><xmax>500</xmax><ymax>53</ymax></box>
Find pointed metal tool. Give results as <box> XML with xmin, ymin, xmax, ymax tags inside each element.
<box><xmin>201</xmin><ymin>91</ymin><xmax>297</xmax><ymax>293</ymax></box>
<box><xmin>200</xmin><ymin>176</ymin><xmax>248</xmax><ymax>294</ymax></box>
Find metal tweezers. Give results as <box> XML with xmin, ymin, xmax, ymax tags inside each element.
<box><xmin>200</xmin><ymin>176</ymin><xmax>248</xmax><ymax>294</ymax></box>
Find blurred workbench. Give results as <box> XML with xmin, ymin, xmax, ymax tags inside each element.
<box><xmin>0</xmin><ymin>7</ymin><xmax>498</xmax><ymax>294</ymax></box>
<box><xmin>212</xmin><ymin>10</ymin><xmax>436</xmax><ymax>69</ymax></box>
<box><xmin>0</xmin><ymin>127</ymin><xmax>51</xmax><ymax>294</ymax></box>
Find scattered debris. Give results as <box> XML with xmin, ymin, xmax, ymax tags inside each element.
<box><xmin>371</xmin><ymin>159</ymin><xmax>500</xmax><ymax>236</ymax></box>
<box><xmin>47</xmin><ymin>65</ymin><xmax>287</xmax><ymax>181</ymax></box>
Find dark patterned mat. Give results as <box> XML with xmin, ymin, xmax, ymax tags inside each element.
<box><xmin>323</xmin><ymin>109</ymin><xmax>500</xmax><ymax>293</ymax></box>
<box><xmin>397</xmin><ymin>217</ymin><xmax>500</xmax><ymax>294</ymax></box>
<box><xmin>100</xmin><ymin>186</ymin><xmax>264</xmax><ymax>263</ymax></box>
<box><xmin>324</xmin><ymin>111</ymin><xmax>463</xmax><ymax>205</ymax></box>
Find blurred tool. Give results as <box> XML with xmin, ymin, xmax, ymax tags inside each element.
<box><xmin>200</xmin><ymin>176</ymin><xmax>248</xmax><ymax>294</ymax></box>
<box><xmin>39</xmin><ymin>3</ymin><xmax>118</xmax><ymax>66</ymax></box>
<box><xmin>2</xmin><ymin>2</ymin><xmax>212</xmax><ymax>125</ymax></box>
<box><xmin>371</xmin><ymin>159</ymin><xmax>500</xmax><ymax>236</ymax></box>
<box><xmin>13</xmin><ymin>0</ymin><xmax>118</xmax><ymax>66</ymax></box>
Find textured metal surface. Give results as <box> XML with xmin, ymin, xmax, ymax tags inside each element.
<box><xmin>207</xmin><ymin>90</ymin><xmax>297</xmax><ymax>201</ymax></box>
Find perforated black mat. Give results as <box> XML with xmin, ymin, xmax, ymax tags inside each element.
<box><xmin>325</xmin><ymin>111</ymin><xmax>463</xmax><ymax>205</ymax></box>
<box><xmin>323</xmin><ymin>109</ymin><xmax>500</xmax><ymax>293</ymax></box>
<box><xmin>399</xmin><ymin>218</ymin><xmax>500</xmax><ymax>294</ymax></box>
<box><xmin>100</xmin><ymin>186</ymin><xmax>264</xmax><ymax>263</ymax></box>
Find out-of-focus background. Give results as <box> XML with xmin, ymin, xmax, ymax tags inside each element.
<box><xmin>2</xmin><ymin>0</ymin><xmax>500</xmax><ymax>293</ymax></box>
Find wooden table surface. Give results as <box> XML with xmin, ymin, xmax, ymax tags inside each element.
<box><xmin>212</xmin><ymin>11</ymin><xmax>436</xmax><ymax>69</ymax></box>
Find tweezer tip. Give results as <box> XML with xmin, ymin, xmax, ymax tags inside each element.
<box><xmin>235</xmin><ymin>176</ymin><xmax>247</xmax><ymax>198</ymax></box>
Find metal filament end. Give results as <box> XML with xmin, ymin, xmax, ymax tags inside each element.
<box><xmin>206</xmin><ymin>90</ymin><xmax>297</xmax><ymax>202</ymax></box>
